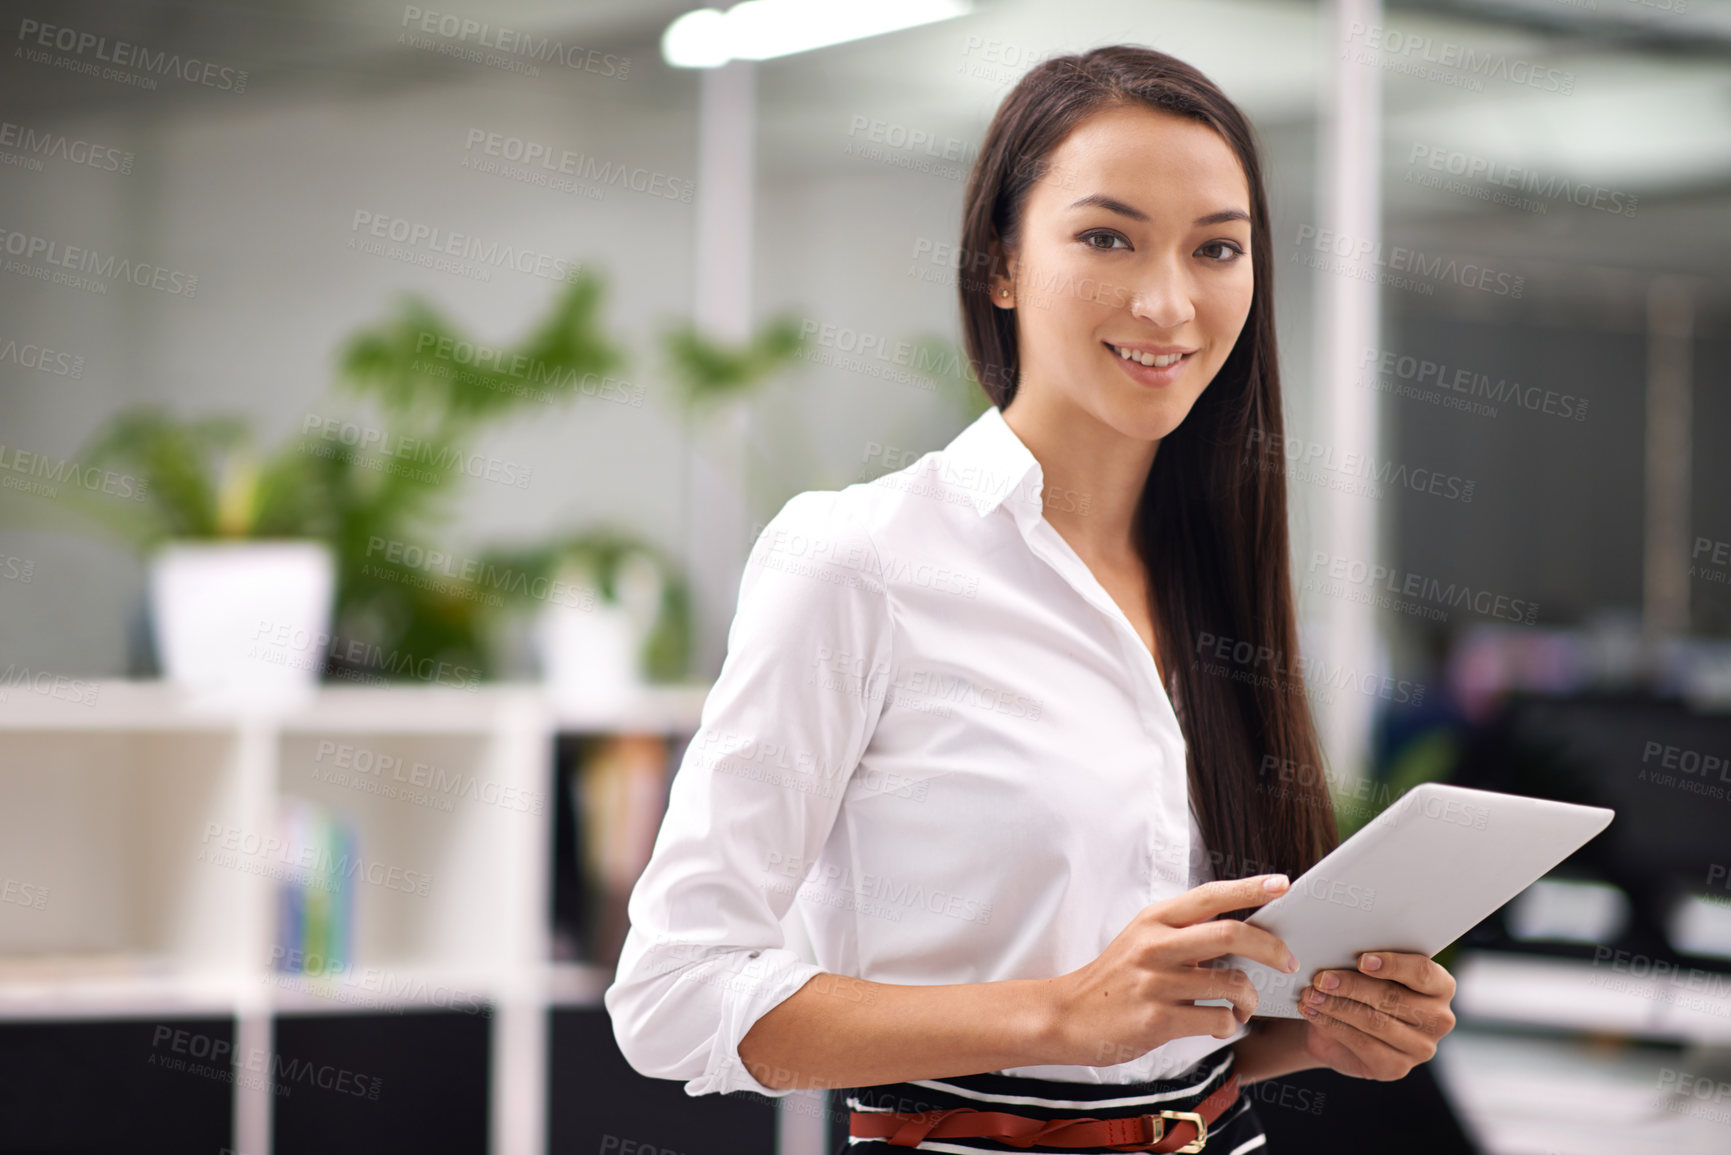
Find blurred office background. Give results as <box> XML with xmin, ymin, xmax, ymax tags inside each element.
<box><xmin>1</xmin><ymin>0</ymin><xmax>1729</xmax><ymax>1151</ymax></box>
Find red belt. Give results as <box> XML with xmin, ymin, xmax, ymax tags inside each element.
<box><xmin>849</xmin><ymin>1072</ymin><xmax>1239</xmax><ymax>1153</ymax></box>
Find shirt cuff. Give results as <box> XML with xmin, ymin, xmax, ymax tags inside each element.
<box><xmin>684</xmin><ymin>949</ymin><xmax>827</xmax><ymax>1098</ymax></box>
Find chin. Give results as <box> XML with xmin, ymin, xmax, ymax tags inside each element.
<box><xmin>1104</xmin><ymin>403</ymin><xmax>1188</xmax><ymax>445</ymax></box>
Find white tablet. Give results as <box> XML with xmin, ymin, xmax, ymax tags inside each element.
<box><xmin>1202</xmin><ymin>782</ymin><xmax>1615</xmax><ymax>1018</ymax></box>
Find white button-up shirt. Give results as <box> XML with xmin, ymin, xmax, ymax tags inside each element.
<box><xmin>604</xmin><ymin>403</ymin><xmax>1245</xmax><ymax>1098</ymax></box>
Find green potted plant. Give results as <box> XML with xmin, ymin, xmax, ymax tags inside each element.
<box><xmin>478</xmin><ymin>528</ymin><xmax>692</xmax><ymax>709</ymax></box>
<box><xmin>67</xmin><ymin>409</ymin><xmax>336</xmax><ymax>702</ymax></box>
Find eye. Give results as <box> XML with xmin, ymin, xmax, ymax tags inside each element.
<box><xmin>1199</xmin><ymin>240</ymin><xmax>1245</xmax><ymax>263</ymax></box>
<box><xmin>1080</xmin><ymin>229</ymin><xmax>1130</xmax><ymax>251</ymax></box>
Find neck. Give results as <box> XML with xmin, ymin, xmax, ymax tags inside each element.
<box><xmin>1001</xmin><ymin>391</ymin><xmax>1157</xmax><ymax>562</ymax></box>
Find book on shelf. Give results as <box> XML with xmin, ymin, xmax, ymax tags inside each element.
<box><xmin>570</xmin><ymin>733</ymin><xmax>671</xmax><ymax>967</ymax></box>
<box><xmin>273</xmin><ymin>798</ymin><xmax>355</xmax><ymax>976</ymax></box>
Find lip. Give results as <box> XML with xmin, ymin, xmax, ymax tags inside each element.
<box><xmin>1103</xmin><ymin>341</ymin><xmax>1193</xmax><ymax>388</ymax></box>
<box><xmin>1104</xmin><ymin>341</ymin><xmax>1196</xmax><ymax>356</ymax></box>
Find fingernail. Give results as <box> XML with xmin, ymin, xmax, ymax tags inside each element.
<box><xmin>1360</xmin><ymin>954</ymin><xmax>1382</xmax><ymax>972</ymax></box>
<box><xmin>1303</xmin><ymin>987</ymin><xmax>1324</xmax><ymax>1005</ymax></box>
<box><xmin>1285</xmin><ymin>951</ymin><xmax>1299</xmax><ymax>973</ymax></box>
<box><xmin>1263</xmin><ymin>874</ymin><xmax>1289</xmax><ymax>892</ymax></box>
<box><xmin>1318</xmin><ymin>972</ymin><xmax>1339</xmax><ymax>990</ymax></box>
<box><xmin>1300</xmin><ymin>1003</ymin><xmax>1318</xmax><ymax>1017</ymax></box>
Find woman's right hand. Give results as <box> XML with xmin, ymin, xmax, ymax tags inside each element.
<box><xmin>1039</xmin><ymin>874</ymin><xmax>1298</xmax><ymax>1068</ymax></box>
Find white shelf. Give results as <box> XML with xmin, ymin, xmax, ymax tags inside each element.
<box><xmin>1456</xmin><ymin>949</ymin><xmax>1731</xmax><ymax>1043</ymax></box>
<box><xmin>0</xmin><ymin>679</ymin><xmax>712</xmax><ymax>734</ymax></box>
<box><xmin>0</xmin><ymin>957</ymin><xmax>244</xmax><ymax>1021</ymax></box>
<box><xmin>1435</xmin><ymin>1025</ymin><xmax>1731</xmax><ymax>1155</ymax></box>
<box><xmin>0</xmin><ymin>678</ymin><xmax>708</xmax><ymax>1155</ymax></box>
<box><xmin>546</xmin><ymin>960</ymin><xmax>613</xmax><ymax>1007</ymax></box>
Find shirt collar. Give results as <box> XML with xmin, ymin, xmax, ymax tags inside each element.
<box><xmin>940</xmin><ymin>404</ymin><xmax>1045</xmax><ymax>520</ymax></box>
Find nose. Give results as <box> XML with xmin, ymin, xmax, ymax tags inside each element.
<box><xmin>1125</xmin><ymin>254</ymin><xmax>1197</xmax><ymax>330</ymax></box>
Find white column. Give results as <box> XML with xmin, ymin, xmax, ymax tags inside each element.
<box><xmin>689</xmin><ymin>60</ymin><xmax>758</xmax><ymax>679</ymax></box>
<box><xmin>491</xmin><ymin>691</ymin><xmax>556</xmax><ymax>1155</ymax></box>
<box><xmin>233</xmin><ymin>716</ymin><xmax>276</xmax><ymax>1155</ymax></box>
<box><xmin>1643</xmin><ymin>276</ymin><xmax>1694</xmax><ymax>645</ymax></box>
<box><xmin>1313</xmin><ymin>0</ymin><xmax>1383</xmax><ymax>787</ymax></box>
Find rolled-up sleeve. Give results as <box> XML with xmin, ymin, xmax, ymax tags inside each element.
<box><xmin>603</xmin><ymin>489</ymin><xmax>893</xmax><ymax>1097</ymax></box>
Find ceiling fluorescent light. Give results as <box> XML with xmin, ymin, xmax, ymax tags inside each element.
<box><xmin>664</xmin><ymin>0</ymin><xmax>973</xmax><ymax>69</ymax></box>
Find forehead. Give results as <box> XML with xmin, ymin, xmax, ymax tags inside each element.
<box><xmin>1032</xmin><ymin>104</ymin><xmax>1249</xmax><ymax>217</ymax></box>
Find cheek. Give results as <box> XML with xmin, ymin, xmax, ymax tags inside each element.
<box><xmin>1199</xmin><ymin>281</ymin><xmax>1254</xmax><ymax>351</ymax></box>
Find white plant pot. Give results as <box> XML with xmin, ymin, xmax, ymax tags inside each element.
<box><xmin>536</xmin><ymin>600</ymin><xmax>643</xmax><ymax>714</ymax></box>
<box><xmin>149</xmin><ymin>540</ymin><xmax>335</xmax><ymax>707</ymax></box>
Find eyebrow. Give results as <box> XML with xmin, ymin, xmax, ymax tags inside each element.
<box><xmin>1066</xmin><ymin>194</ymin><xmax>1249</xmax><ymax>228</ymax></box>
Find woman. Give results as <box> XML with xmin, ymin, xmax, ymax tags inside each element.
<box><xmin>605</xmin><ymin>45</ymin><xmax>1458</xmax><ymax>1152</ymax></box>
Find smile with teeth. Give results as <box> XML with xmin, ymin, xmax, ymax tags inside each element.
<box><xmin>1107</xmin><ymin>343</ymin><xmax>1187</xmax><ymax>368</ymax></box>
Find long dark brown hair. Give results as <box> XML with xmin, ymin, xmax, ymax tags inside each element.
<box><xmin>958</xmin><ymin>46</ymin><xmax>1338</xmax><ymax>895</ymax></box>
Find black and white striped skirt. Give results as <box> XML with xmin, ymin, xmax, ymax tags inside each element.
<box><xmin>837</xmin><ymin>1046</ymin><xmax>1267</xmax><ymax>1154</ymax></box>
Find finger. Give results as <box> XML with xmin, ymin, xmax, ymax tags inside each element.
<box><xmin>1164</xmin><ymin>965</ymin><xmax>1259</xmax><ymax>1023</ymax></box>
<box><xmin>1355</xmin><ymin>951</ymin><xmax>1456</xmax><ymax>1000</ymax></box>
<box><xmin>1163</xmin><ymin>1002</ymin><xmax>1244</xmax><ymax>1041</ymax></box>
<box><xmin>1299</xmin><ymin>1001</ymin><xmax>1421</xmax><ymax>1080</ymax></box>
<box><xmin>1153</xmin><ymin>874</ymin><xmax>1290</xmax><ymax>928</ymax></box>
<box><xmin>1301</xmin><ymin>987</ymin><xmax>1439</xmax><ymax>1062</ymax></box>
<box><xmin>1164</xmin><ymin>917</ymin><xmax>1297</xmax><ymax>977</ymax></box>
<box><xmin>1308</xmin><ymin>971</ymin><xmax>1456</xmax><ymax>1035</ymax></box>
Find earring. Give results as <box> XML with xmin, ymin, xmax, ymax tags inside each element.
<box><xmin>1000</xmin><ymin>289</ymin><xmax>1009</xmax><ymax>298</ymax></box>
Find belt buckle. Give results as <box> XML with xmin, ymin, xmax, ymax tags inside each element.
<box><xmin>1144</xmin><ymin>1108</ymin><xmax>1207</xmax><ymax>1153</ymax></box>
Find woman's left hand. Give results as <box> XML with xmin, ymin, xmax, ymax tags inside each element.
<box><xmin>1298</xmin><ymin>951</ymin><xmax>1457</xmax><ymax>1081</ymax></box>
